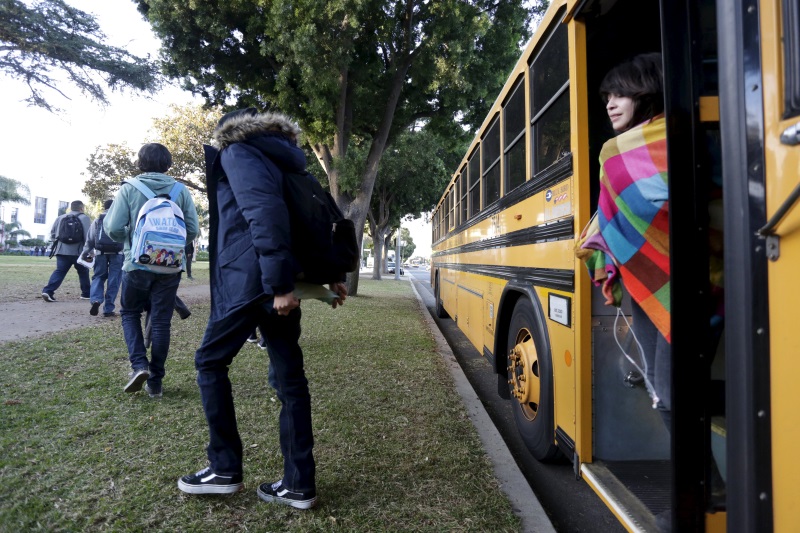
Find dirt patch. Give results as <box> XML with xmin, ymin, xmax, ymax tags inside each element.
<box><xmin>0</xmin><ymin>282</ymin><xmax>210</xmax><ymax>343</ymax></box>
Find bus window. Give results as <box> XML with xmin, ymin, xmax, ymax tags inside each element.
<box><xmin>529</xmin><ymin>22</ymin><xmax>570</xmax><ymax>175</ymax></box>
<box><xmin>504</xmin><ymin>79</ymin><xmax>527</xmax><ymax>193</ymax></box>
<box><xmin>468</xmin><ymin>149</ymin><xmax>480</xmax><ymax>216</ymax></box>
<box><xmin>459</xmin><ymin>169</ymin><xmax>468</xmax><ymax>223</ymax></box>
<box><xmin>483</xmin><ymin>116</ymin><xmax>501</xmax><ymax>205</ymax></box>
<box><xmin>448</xmin><ymin>188</ymin><xmax>455</xmax><ymax>230</ymax></box>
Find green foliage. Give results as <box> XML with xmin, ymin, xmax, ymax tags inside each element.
<box><xmin>134</xmin><ymin>0</ymin><xmax>533</xmax><ymax>224</ymax></box>
<box><xmin>367</xmin><ymin>127</ymin><xmax>455</xmax><ymax>271</ymax></box>
<box><xmin>0</xmin><ymin>0</ymin><xmax>160</xmax><ymax>112</ymax></box>
<box><xmin>149</xmin><ymin>104</ymin><xmax>221</xmax><ymax>192</ymax></box>
<box><xmin>81</xmin><ymin>104</ymin><xmax>222</xmax><ymax>203</ymax></box>
<box><xmin>134</xmin><ymin>0</ymin><xmax>535</xmax><ymax>293</ymax></box>
<box><xmin>136</xmin><ymin>0</ymin><xmax>532</xmax><ymax>141</ymax></box>
<box><xmin>81</xmin><ymin>143</ymin><xmax>138</xmax><ymax>203</ymax></box>
<box><xmin>18</xmin><ymin>238</ymin><xmax>47</xmax><ymax>248</ymax></box>
<box><xmin>2</xmin><ymin>221</ymin><xmax>31</xmax><ymax>245</ymax></box>
<box><xmin>194</xmin><ymin>250</ymin><xmax>209</xmax><ymax>261</ymax></box>
<box><xmin>0</xmin><ymin>176</ymin><xmax>30</xmax><ymax>206</ymax></box>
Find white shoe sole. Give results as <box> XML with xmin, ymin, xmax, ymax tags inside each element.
<box><xmin>256</xmin><ymin>487</ymin><xmax>317</xmax><ymax>509</ymax></box>
<box><xmin>123</xmin><ymin>371</ymin><xmax>150</xmax><ymax>393</ymax></box>
<box><xmin>178</xmin><ymin>479</ymin><xmax>243</xmax><ymax>494</ymax></box>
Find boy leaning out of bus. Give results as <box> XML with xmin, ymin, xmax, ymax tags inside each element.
<box><xmin>576</xmin><ymin>53</ymin><xmax>672</xmax><ymax>427</ymax></box>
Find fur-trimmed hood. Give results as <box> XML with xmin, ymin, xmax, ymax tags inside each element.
<box><xmin>213</xmin><ymin>110</ymin><xmax>302</xmax><ymax>150</ymax></box>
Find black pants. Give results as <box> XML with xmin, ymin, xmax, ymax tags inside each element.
<box><xmin>194</xmin><ymin>304</ymin><xmax>315</xmax><ymax>492</ymax></box>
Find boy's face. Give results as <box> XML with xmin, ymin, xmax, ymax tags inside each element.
<box><xmin>606</xmin><ymin>94</ymin><xmax>635</xmax><ymax>132</ymax></box>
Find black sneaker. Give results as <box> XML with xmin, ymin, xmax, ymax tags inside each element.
<box><xmin>178</xmin><ymin>466</ymin><xmax>243</xmax><ymax>495</ymax></box>
<box><xmin>247</xmin><ymin>333</ymin><xmax>258</xmax><ymax>343</ymax></box>
<box><xmin>80</xmin><ymin>295</ymin><xmax>91</xmax><ymax>300</ymax></box>
<box><xmin>144</xmin><ymin>383</ymin><xmax>162</xmax><ymax>399</ymax></box>
<box><xmin>41</xmin><ymin>292</ymin><xmax>56</xmax><ymax>302</ymax></box>
<box><xmin>258</xmin><ymin>338</ymin><xmax>268</xmax><ymax>351</ymax></box>
<box><xmin>90</xmin><ymin>301</ymin><xmax>101</xmax><ymax>316</ymax></box>
<box><xmin>103</xmin><ymin>312</ymin><xmax>118</xmax><ymax>318</ymax></box>
<box><xmin>256</xmin><ymin>480</ymin><xmax>317</xmax><ymax>509</ymax></box>
<box><xmin>124</xmin><ymin>369</ymin><xmax>150</xmax><ymax>393</ymax></box>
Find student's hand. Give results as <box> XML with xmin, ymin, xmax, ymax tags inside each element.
<box><xmin>329</xmin><ymin>282</ymin><xmax>347</xmax><ymax>309</ymax></box>
<box><xmin>274</xmin><ymin>292</ymin><xmax>300</xmax><ymax>315</ymax></box>
<box><xmin>602</xmin><ymin>279</ymin><xmax>615</xmax><ymax>306</ymax></box>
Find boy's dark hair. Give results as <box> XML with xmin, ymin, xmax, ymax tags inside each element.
<box><xmin>70</xmin><ymin>200</ymin><xmax>84</xmax><ymax>211</ymax></box>
<box><xmin>137</xmin><ymin>143</ymin><xmax>173</xmax><ymax>173</ymax></box>
<box><xmin>599</xmin><ymin>52</ymin><xmax>664</xmax><ymax>128</ymax></box>
<box><xmin>103</xmin><ymin>199</ymin><xmax>113</xmax><ymax>210</ymax></box>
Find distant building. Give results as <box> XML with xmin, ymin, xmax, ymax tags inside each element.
<box><xmin>0</xmin><ymin>176</ymin><xmax>87</xmax><ymax>249</ymax></box>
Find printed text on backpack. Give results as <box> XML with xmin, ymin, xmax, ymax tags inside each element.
<box><xmin>56</xmin><ymin>213</ymin><xmax>85</xmax><ymax>244</ymax></box>
<box><xmin>126</xmin><ymin>179</ymin><xmax>187</xmax><ymax>274</ymax></box>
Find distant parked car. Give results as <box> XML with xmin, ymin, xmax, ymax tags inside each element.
<box><xmin>387</xmin><ymin>261</ymin><xmax>404</xmax><ymax>275</ymax></box>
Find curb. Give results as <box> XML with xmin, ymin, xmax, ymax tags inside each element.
<box><xmin>408</xmin><ymin>281</ymin><xmax>556</xmax><ymax>533</ymax></box>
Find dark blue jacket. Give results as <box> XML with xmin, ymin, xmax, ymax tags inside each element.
<box><xmin>204</xmin><ymin>111</ymin><xmax>305</xmax><ymax>319</ymax></box>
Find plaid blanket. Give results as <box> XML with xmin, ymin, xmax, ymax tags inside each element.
<box><xmin>579</xmin><ymin>116</ymin><xmax>670</xmax><ymax>342</ymax></box>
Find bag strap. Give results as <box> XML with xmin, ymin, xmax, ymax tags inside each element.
<box><xmin>125</xmin><ymin>178</ymin><xmax>156</xmax><ymax>200</ymax></box>
<box><xmin>125</xmin><ymin>179</ymin><xmax>184</xmax><ymax>202</ymax></box>
<box><xmin>168</xmin><ymin>182</ymin><xmax>184</xmax><ymax>201</ymax></box>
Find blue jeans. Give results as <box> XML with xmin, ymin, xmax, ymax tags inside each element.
<box><xmin>43</xmin><ymin>254</ymin><xmax>90</xmax><ymax>297</ymax></box>
<box><xmin>120</xmin><ymin>269</ymin><xmax>182</xmax><ymax>388</ymax></box>
<box><xmin>194</xmin><ymin>304</ymin><xmax>315</xmax><ymax>492</ymax></box>
<box><xmin>90</xmin><ymin>253</ymin><xmax>123</xmax><ymax>314</ymax></box>
<box><xmin>631</xmin><ymin>300</ymin><xmax>671</xmax><ymax>427</ymax></box>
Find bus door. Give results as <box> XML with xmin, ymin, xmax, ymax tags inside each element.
<box><xmin>575</xmin><ymin>0</ymin><xmax>725</xmax><ymax>530</ymax></box>
<box><xmin>719</xmin><ymin>1</ymin><xmax>800</xmax><ymax>531</ymax></box>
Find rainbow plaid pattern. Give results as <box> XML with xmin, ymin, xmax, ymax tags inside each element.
<box><xmin>580</xmin><ymin>116</ymin><xmax>670</xmax><ymax>342</ymax></box>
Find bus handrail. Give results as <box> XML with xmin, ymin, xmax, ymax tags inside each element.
<box><xmin>756</xmin><ymin>179</ymin><xmax>800</xmax><ymax>237</ymax></box>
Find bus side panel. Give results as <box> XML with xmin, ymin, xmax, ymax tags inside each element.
<box><xmin>569</xmin><ymin>15</ymin><xmax>595</xmax><ymax>468</ymax></box>
<box><xmin>457</xmin><ymin>280</ymin><xmax>484</xmax><ymax>352</ymax></box>
<box><xmin>536</xmin><ymin>286</ymin><xmax>577</xmax><ymax>446</ymax></box>
<box><xmin>760</xmin><ymin>1</ymin><xmax>800</xmax><ymax>529</ymax></box>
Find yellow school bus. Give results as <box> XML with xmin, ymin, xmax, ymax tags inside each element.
<box><xmin>430</xmin><ymin>0</ymin><xmax>799</xmax><ymax>531</ymax></box>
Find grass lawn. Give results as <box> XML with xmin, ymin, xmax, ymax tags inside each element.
<box><xmin>0</xmin><ymin>255</ymin><xmax>210</xmax><ymax>302</ymax></box>
<box><xmin>0</xmin><ymin>263</ymin><xmax>521</xmax><ymax>532</ymax></box>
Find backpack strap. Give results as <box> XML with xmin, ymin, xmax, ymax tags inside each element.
<box><xmin>125</xmin><ymin>179</ymin><xmax>185</xmax><ymax>202</ymax></box>
<box><xmin>125</xmin><ymin>178</ymin><xmax>156</xmax><ymax>200</ymax></box>
<box><xmin>168</xmin><ymin>182</ymin><xmax>185</xmax><ymax>201</ymax></box>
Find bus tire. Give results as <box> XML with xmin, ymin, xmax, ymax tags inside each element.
<box><xmin>506</xmin><ymin>297</ymin><xmax>560</xmax><ymax>461</ymax></box>
<box><xmin>434</xmin><ymin>274</ymin><xmax>449</xmax><ymax>319</ymax></box>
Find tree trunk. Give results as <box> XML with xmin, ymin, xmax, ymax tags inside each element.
<box><xmin>372</xmin><ymin>231</ymin><xmax>383</xmax><ymax>280</ymax></box>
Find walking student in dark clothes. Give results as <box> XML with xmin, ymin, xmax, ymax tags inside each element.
<box><xmin>42</xmin><ymin>200</ymin><xmax>91</xmax><ymax>302</ymax></box>
<box><xmin>177</xmin><ymin>108</ymin><xmax>346</xmax><ymax>509</ymax></box>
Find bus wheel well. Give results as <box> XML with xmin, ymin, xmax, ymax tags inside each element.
<box><xmin>495</xmin><ymin>289</ymin><xmax>525</xmax><ymax>374</ymax></box>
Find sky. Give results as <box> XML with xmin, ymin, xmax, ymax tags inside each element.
<box><xmin>0</xmin><ymin>0</ymin><xmax>433</xmax><ymax>256</ymax></box>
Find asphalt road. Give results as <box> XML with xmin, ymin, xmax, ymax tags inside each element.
<box><xmin>404</xmin><ymin>268</ymin><xmax>625</xmax><ymax>533</ymax></box>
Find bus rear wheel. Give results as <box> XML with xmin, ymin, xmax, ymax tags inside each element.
<box><xmin>506</xmin><ymin>297</ymin><xmax>560</xmax><ymax>461</ymax></box>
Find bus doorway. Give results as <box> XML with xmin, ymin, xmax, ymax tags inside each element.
<box><xmin>576</xmin><ymin>0</ymin><xmax>724</xmax><ymax>530</ymax></box>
